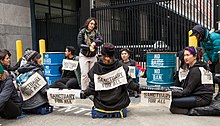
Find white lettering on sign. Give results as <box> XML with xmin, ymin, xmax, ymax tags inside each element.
<box><xmin>44</xmin><ymin>66</ymin><xmax>51</xmax><ymax>74</ymax></box>
<box><xmin>20</xmin><ymin>72</ymin><xmax>47</xmax><ymax>101</ymax></box>
<box><xmin>151</xmin><ymin>59</ymin><xmax>164</xmax><ymax>66</ymax></box>
<box><xmin>154</xmin><ymin>69</ymin><xmax>160</xmax><ymax>74</ymax></box>
<box><xmin>141</xmin><ymin>91</ymin><xmax>172</xmax><ymax>108</ymax></box>
<box><xmin>62</xmin><ymin>59</ymin><xmax>78</xmax><ymax>71</ymax></box>
<box><xmin>153</xmin><ymin>74</ymin><xmax>163</xmax><ymax>81</ymax></box>
<box><xmin>47</xmin><ymin>88</ymin><xmax>81</xmax><ymax>106</ymax></box>
<box><xmin>94</xmin><ymin>66</ymin><xmax>127</xmax><ymax>91</ymax></box>
<box><xmin>154</xmin><ymin>54</ymin><xmax>160</xmax><ymax>59</ymax></box>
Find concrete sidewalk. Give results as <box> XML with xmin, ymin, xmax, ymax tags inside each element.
<box><xmin>1</xmin><ymin>97</ymin><xmax>220</xmax><ymax>126</ymax></box>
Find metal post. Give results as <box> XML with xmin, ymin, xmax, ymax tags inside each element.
<box><xmin>16</xmin><ymin>40</ymin><xmax>23</xmax><ymax>62</ymax></box>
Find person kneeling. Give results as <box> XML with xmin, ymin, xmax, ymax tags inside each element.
<box><xmin>81</xmin><ymin>43</ymin><xmax>140</xmax><ymax>117</ymax></box>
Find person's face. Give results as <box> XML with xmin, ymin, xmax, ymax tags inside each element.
<box><xmin>0</xmin><ymin>54</ymin><xmax>11</xmax><ymax>66</ymax></box>
<box><xmin>36</xmin><ymin>58</ymin><xmax>42</xmax><ymax>65</ymax></box>
<box><xmin>184</xmin><ymin>50</ymin><xmax>196</xmax><ymax>65</ymax></box>
<box><xmin>102</xmin><ymin>55</ymin><xmax>113</xmax><ymax>65</ymax></box>
<box><xmin>121</xmin><ymin>51</ymin><xmax>130</xmax><ymax>62</ymax></box>
<box><xmin>65</xmin><ymin>48</ymin><xmax>71</xmax><ymax>57</ymax></box>
<box><xmin>195</xmin><ymin>34</ymin><xmax>202</xmax><ymax>41</ymax></box>
<box><xmin>88</xmin><ymin>20</ymin><xmax>96</xmax><ymax>31</ymax></box>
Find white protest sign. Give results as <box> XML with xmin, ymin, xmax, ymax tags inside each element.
<box><xmin>47</xmin><ymin>88</ymin><xmax>81</xmax><ymax>106</ymax></box>
<box><xmin>141</xmin><ymin>91</ymin><xmax>172</xmax><ymax>108</ymax></box>
<box><xmin>199</xmin><ymin>67</ymin><xmax>213</xmax><ymax>85</ymax></box>
<box><xmin>178</xmin><ymin>68</ymin><xmax>189</xmax><ymax>82</ymax></box>
<box><xmin>94</xmin><ymin>66</ymin><xmax>127</xmax><ymax>91</ymax></box>
<box><xmin>62</xmin><ymin>59</ymin><xmax>78</xmax><ymax>71</ymax></box>
<box><xmin>20</xmin><ymin>72</ymin><xmax>47</xmax><ymax>101</ymax></box>
<box><xmin>128</xmin><ymin>66</ymin><xmax>136</xmax><ymax>78</ymax></box>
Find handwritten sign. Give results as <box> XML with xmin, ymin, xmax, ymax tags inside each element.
<box><xmin>141</xmin><ymin>91</ymin><xmax>172</xmax><ymax>108</ymax></box>
<box><xmin>62</xmin><ymin>59</ymin><xmax>78</xmax><ymax>71</ymax></box>
<box><xmin>128</xmin><ymin>66</ymin><xmax>136</xmax><ymax>78</ymax></box>
<box><xmin>94</xmin><ymin>66</ymin><xmax>127</xmax><ymax>91</ymax></box>
<box><xmin>47</xmin><ymin>88</ymin><xmax>81</xmax><ymax>106</ymax></box>
<box><xmin>199</xmin><ymin>67</ymin><xmax>213</xmax><ymax>84</ymax></box>
<box><xmin>178</xmin><ymin>68</ymin><xmax>189</xmax><ymax>82</ymax></box>
<box><xmin>19</xmin><ymin>72</ymin><xmax>47</xmax><ymax>101</ymax></box>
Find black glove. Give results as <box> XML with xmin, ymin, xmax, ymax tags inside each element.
<box><xmin>80</xmin><ymin>91</ymin><xmax>87</xmax><ymax>99</ymax></box>
<box><xmin>172</xmin><ymin>89</ymin><xmax>183</xmax><ymax>97</ymax></box>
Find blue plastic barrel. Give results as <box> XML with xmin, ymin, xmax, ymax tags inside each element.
<box><xmin>43</xmin><ymin>52</ymin><xmax>65</xmax><ymax>86</ymax></box>
<box><xmin>146</xmin><ymin>52</ymin><xmax>176</xmax><ymax>87</ymax></box>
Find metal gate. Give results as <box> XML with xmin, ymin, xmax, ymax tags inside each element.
<box><xmin>92</xmin><ymin>0</ymin><xmax>214</xmax><ymax>62</ymax></box>
<box><xmin>35</xmin><ymin>12</ymin><xmax>80</xmax><ymax>52</ymax></box>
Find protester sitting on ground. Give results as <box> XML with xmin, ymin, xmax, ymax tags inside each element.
<box><xmin>0</xmin><ymin>49</ymin><xmax>12</xmax><ymax>73</ymax></box>
<box><xmin>119</xmin><ymin>48</ymin><xmax>145</xmax><ymax>98</ymax></box>
<box><xmin>16</xmin><ymin>50</ymin><xmax>51</xmax><ymax>114</ymax></box>
<box><xmin>50</xmin><ymin>46</ymin><xmax>81</xmax><ymax>89</ymax></box>
<box><xmin>0</xmin><ymin>64</ymin><xmax>22</xmax><ymax>119</ymax></box>
<box><xmin>174</xmin><ymin>47</ymin><xmax>204</xmax><ymax>87</ymax></box>
<box><xmin>81</xmin><ymin>43</ymin><xmax>141</xmax><ymax>112</ymax></box>
<box><xmin>9</xmin><ymin>48</ymin><xmax>31</xmax><ymax>72</ymax></box>
<box><xmin>170</xmin><ymin>46</ymin><xmax>213</xmax><ymax>115</ymax></box>
<box><xmin>190</xmin><ymin>25</ymin><xmax>220</xmax><ymax>99</ymax></box>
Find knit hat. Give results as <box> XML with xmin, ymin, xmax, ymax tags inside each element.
<box><xmin>24</xmin><ymin>50</ymin><xmax>40</xmax><ymax>61</ymax></box>
<box><xmin>0</xmin><ymin>64</ymin><xmax>4</xmax><ymax>74</ymax></box>
<box><xmin>101</xmin><ymin>43</ymin><xmax>115</xmax><ymax>57</ymax></box>
<box><xmin>190</xmin><ymin>25</ymin><xmax>206</xmax><ymax>39</ymax></box>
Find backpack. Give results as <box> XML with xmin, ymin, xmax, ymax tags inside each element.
<box><xmin>16</xmin><ymin>68</ymin><xmax>40</xmax><ymax>87</ymax></box>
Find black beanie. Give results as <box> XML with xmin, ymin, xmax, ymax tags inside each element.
<box><xmin>101</xmin><ymin>43</ymin><xmax>115</xmax><ymax>57</ymax></box>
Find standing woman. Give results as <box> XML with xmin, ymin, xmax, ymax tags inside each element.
<box><xmin>77</xmin><ymin>17</ymin><xmax>103</xmax><ymax>90</ymax></box>
<box><xmin>170</xmin><ymin>46</ymin><xmax>213</xmax><ymax>115</ymax></box>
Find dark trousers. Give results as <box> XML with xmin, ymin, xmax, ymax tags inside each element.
<box><xmin>0</xmin><ymin>100</ymin><xmax>21</xmax><ymax>119</ymax></box>
<box><xmin>170</xmin><ymin>96</ymin><xmax>212</xmax><ymax>114</ymax></box>
<box><xmin>50</xmin><ymin>77</ymin><xmax>80</xmax><ymax>89</ymax></box>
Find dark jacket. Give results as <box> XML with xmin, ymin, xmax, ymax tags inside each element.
<box><xmin>61</xmin><ymin>56</ymin><xmax>81</xmax><ymax>86</ymax></box>
<box><xmin>84</xmin><ymin>59</ymin><xmax>139</xmax><ymax>111</ymax></box>
<box><xmin>0</xmin><ymin>77</ymin><xmax>22</xmax><ymax>109</ymax></box>
<box><xmin>77</xmin><ymin>28</ymin><xmax>103</xmax><ymax>57</ymax></box>
<box><xmin>175</xmin><ymin>61</ymin><xmax>213</xmax><ymax>98</ymax></box>
<box><xmin>17</xmin><ymin>63</ymin><xmax>48</xmax><ymax>110</ymax></box>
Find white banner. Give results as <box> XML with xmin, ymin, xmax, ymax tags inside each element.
<box><xmin>128</xmin><ymin>66</ymin><xmax>136</xmax><ymax>78</ymax></box>
<box><xmin>178</xmin><ymin>68</ymin><xmax>189</xmax><ymax>82</ymax></box>
<box><xmin>47</xmin><ymin>88</ymin><xmax>81</xmax><ymax>106</ymax></box>
<box><xmin>141</xmin><ymin>91</ymin><xmax>172</xmax><ymax>108</ymax></box>
<box><xmin>94</xmin><ymin>66</ymin><xmax>127</xmax><ymax>91</ymax></box>
<box><xmin>20</xmin><ymin>72</ymin><xmax>47</xmax><ymax>101</ymax></box>
<box><xmin>199</xmin><ymin>67</ymin><xmax>213</xmax><ymax>85</ymax></box>
<box><xmin>62</xmin><ymin>59</ymin><xmax>78</xmax><ymax>71</ymax></box>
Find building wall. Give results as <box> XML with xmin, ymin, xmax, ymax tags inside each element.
<box><xmin>0</xmin><ymin>0</ymin><xmax>32</xmax><ymax>64</ymax></box>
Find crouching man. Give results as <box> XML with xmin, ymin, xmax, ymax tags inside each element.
<box><xmin>81</xmin><ymin>43</ymin><xmax>140</xmax><ymax>117</ymax></box>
